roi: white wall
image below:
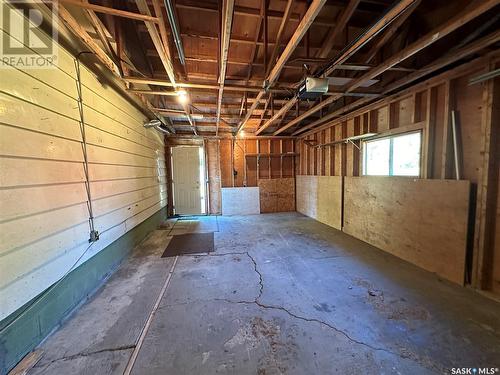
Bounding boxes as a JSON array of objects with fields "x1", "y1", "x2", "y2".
[{"x1": 0, "y1": 6, "x2": 167, "y2": 321}]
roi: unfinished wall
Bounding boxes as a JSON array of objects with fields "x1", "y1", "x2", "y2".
[
  {"x1": 204, "y1": 138, "x2": 296, "y2": 214},
  {"x1": 295, "y1": 53, "x2": 500, "y2": 292},
  {"x1": 0, "y1": 7, "x2": 167, "y2": 325}
]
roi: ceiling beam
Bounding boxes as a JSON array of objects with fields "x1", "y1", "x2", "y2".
[
  {"x1": 135, "y1": 0, "x2": 197, "y2": 135},
  {"x1": 124, "y1": 77, "x2": 294, "y2": 92},
  {"x1": 237, "y1": 0, "x2": 327, "y2": 133},
  {"x1": 216, "y1": 0, "x2": 235, "y2": 135},
  {"x1": 58, "y1": 0, "x2": 160, "y2": 23},
  {"x1": 260, "y1": 0, "x2": 417, "y2": 136},
  {"x1": 282, "y1": 0, "x2": 500, "y2": 136},
  {"x1": 363, "y1": 0, "x2": 420, "y2": 63},
  {"x1": 58, "y1": 5, "x2": 120, "y2": 75},
  {"x1": 319, "y1": 0, "x2": 418, "y2": 78},
  {"x1": 271, "y1": 0, "x2": 426, "y2": 135},
  {"x1": 316, "y1": 0, "x2": 360, "y2": 60}
]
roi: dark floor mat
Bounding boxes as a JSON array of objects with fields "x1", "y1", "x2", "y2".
[{"x1": 161, "y1": 232, "x2": 214, "y2": 257}]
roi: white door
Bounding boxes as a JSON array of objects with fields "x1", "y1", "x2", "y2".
[{"x1": 172, "y1": 146, "x2": 203, "y2": 215}]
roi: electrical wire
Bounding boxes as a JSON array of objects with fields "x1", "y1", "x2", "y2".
[
  {"x1": 0, "y1": 52, "x2": 99, "y2": 334},
  {"x1": 75, "y1": 52, "x2": 98, "y2": 240}
]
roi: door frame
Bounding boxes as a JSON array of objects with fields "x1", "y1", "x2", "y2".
[{"x1": 170, "y1": 145, "x2": 208, "y2": 216}]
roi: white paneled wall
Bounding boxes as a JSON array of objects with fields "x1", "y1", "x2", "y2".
[{"x1": 0, "y1": 6, "x2": 167, "y2": 320}]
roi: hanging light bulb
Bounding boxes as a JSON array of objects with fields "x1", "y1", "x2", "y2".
[{"x1": 176, "y1": 89, "x2": 188, "y2": 104}]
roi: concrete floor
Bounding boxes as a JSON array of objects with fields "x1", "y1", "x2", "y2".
[{"x1": 29, "y1": 213, "x2": 500, "y2": 374}]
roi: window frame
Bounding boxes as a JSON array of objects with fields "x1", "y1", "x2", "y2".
[{"x1": 362, "y1": 130, "x2": 422, "y2": 178}]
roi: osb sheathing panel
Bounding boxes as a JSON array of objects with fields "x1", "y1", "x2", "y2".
[
  {"x1": 296, "y1": 175, "x2": 342, "y2": 230},
  {"x1": 343, "y1": 177, "x2": 470, "y2": 285},
  {"x1": 258, "y1": 178, "x2": 295, "y2": 213}
]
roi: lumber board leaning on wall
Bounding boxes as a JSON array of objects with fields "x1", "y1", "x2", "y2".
[
  {"x1": 296, "y1": 175, "x2": 343, "y2": 230},
  {"x1": 343, "y1": 177, "x2": 470, "y2": 285}
]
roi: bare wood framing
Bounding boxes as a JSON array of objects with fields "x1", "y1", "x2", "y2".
[
  {"x1": 216, "y1": 0, "x2": 235, "y2": 135},
  {"x1": 274, "y1": 0, "x2": 498, "y2": 136},
  {"x1": 237, "y1": 0, "x2": 327, "y2": 133}
]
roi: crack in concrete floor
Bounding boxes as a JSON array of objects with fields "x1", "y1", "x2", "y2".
[{"x1": 169, "y1": 251, "x2": 445, "y2": 373}]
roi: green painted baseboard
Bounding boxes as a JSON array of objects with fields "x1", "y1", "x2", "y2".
[{"x1": 0, "y1": 207, "x2": 167, "y2": 375}]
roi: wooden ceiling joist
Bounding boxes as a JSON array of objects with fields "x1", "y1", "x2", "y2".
[
  {"x1": 135, "y1": 0, "x2": 197, "y2": 134},
  {"x1": 58, "y1": 0, "x2": 160, "y2": 23},
  {"x1": 273, "y1": 0, "x2": 498, "y2": 136},
  {"x1": 216, "y1": 0, "x2": 236, "y2": 136},
  {"x1": 258, "y1": 0, "x2": 417, "y2": 136},
  {"x1": 316, "y1": 0, "x2": 360, "y2": 60},
  {"x1": 363, "y1": 0, "x2": 421, "y2": 63},
  {"x1": 237, "y1": 0, "x2": 327, "y2": 134}
]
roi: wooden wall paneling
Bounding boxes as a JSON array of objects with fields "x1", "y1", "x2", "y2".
[
  {"x1": 377, "y1": 106, "x2": 389, "y2": 131},
  {"x1": 319, "y1": 130, "x2": 326, "y2": 176},
  {"x1": 423, "y1": 87, "x2": 437, "y2": 179},
  {"x1": 282, "y1": 139, "x2": 294, "y2": 178},
  {"x1": 206, "y1": 139, "x2": 222, "y2": 214},
  {"x1": 329, "y1": 126, "x2": 335, "y2": 176},
  {"x1": 165, "y1": 146, "x2": 174, "y2": 216},
  {"x1": 432, "y1": 83, "x2": 446, "y2": 178},
  {"x1": 353, "y1": 117, "x2": 361, "y2": 176},
  {"x1": 343, "y1": 177, "x2": 471, "y2": 284},
  {"x1": 324, "y1": 128, "x2": 331, "y2": 176},
  {"x1": 440, "y1": 80, "x2": 453, "y2": 179},
  {"x1": 398, "y1": 95, "x2": 414, "y2": 126},
  {"x1": 473, "y1": 69, "x2": 499, "y2": 292},
  {"x1": 233, "y1": 138, "x2": 245, "y2": 187},
  {"x1": 245, "y1": 139, "x2": 257, "y2": 186},
  {"x1": 454, "y1": 72, "x2": 484, "y2": 183},
  {"x1": 334, "y1": 125, "x2": 342, "y2": 176},
  {"x1": 341, "y1": 122, "x2": 347, "y2": 176},
  {"x1": 389, "y1": 101, "x2": 399, "y2": 129},
  {"x1": 219, "y1": 139, "x2": 233, "y2": 187},
  {"x1": 270, "y1": 139, "x2": 281, "y2": 178}
]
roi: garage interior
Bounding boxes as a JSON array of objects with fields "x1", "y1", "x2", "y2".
[{"x1": 1, "y1": 0, "x2": 500, "y2": 374}]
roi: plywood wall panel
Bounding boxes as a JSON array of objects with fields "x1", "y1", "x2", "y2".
[
  {"x1": 296, "y1": 175, "x2": 342, "y2": 230},
  {"x1": 258, "y1": 178, "x2": 295, "y2": 213},
  {"x1": 343, "y1": 177, "x2": 470, "y2": 284}
]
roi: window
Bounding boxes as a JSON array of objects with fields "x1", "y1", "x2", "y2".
[{"x1": 363, "y1": 132, "x2": 421, "y2": 176}]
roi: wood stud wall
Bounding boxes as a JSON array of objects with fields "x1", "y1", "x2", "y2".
[{"x1": 295, "y1": 53, "x2": 500, "y2": 295}]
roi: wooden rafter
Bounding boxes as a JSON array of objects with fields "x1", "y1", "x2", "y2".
[
  {"x1": 216, "y1": 0, "x2": 235, "y2": 136},
  {"x1": 316, "y1": 0, "x2": 360, "y2": 60},
  {"x1": 134, "y1": 0, "x2": 197, "y2": 134},
  {"x1": 294, "y1": 30, "x2": 500, "y2": 137},
  {"x1": 58, "y1": 4, "x2": 121, "y2": 76},
  {"x1": 259, "y1": 0, "x2": 417, "y2": 136},
  {"x1": 237, "y1": 0, "x2": 327, "y2": 134},
  {"x1": 58, "y1": 0, "x2": 160, "y2": 23},
  {"x1": 273, "y1": 0, "x2": 496, "y2": 136},
  {"x1": 363, "y1": 0, "x2": 420, "y2": 63}
]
